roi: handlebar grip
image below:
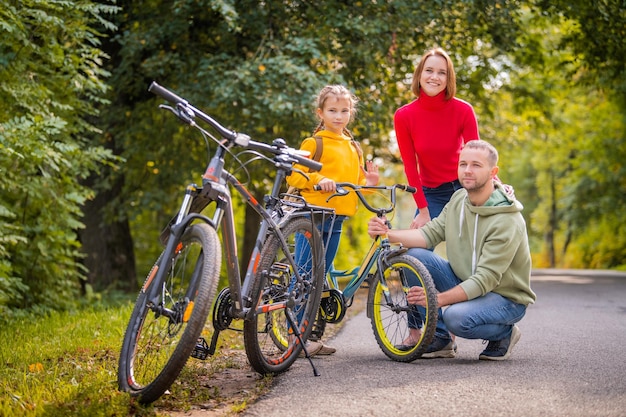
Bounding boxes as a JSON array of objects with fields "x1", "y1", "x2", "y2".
[
  {"x1": 402, "y1": 185, "x2": 417, "y2": 194},
  {"x1": 149, "y1": 81, "x2": 186, "y2": 104},
  {"x1": 300, "y1": 158, "x2": 322, "y2": 172}
]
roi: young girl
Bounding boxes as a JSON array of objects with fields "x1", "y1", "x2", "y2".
[{"x1": 287, "y1": 85, "x2": 379, "y2": 356}]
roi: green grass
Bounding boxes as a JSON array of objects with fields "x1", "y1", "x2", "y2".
[
  {"x1": 0, "y1": 300, "x2": 267, "y2": 417},
  {"x1": 0, "y1": 303, "x2": 139, "y2": 416}
]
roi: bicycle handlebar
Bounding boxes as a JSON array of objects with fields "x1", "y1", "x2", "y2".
[
  {"x1": 148, "y1": 81, "x2": 322, "y2": 172},
  {"x1": 313, "y1": 183, "x2": 416, "y2": 215}
]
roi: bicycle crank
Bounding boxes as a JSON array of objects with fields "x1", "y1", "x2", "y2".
[
  {"x1": 319, "y1": 288, "x2": 346, "y2": 323},
  {"x1": 212, "y1": 287, "x2": 234, "y2": 331},
  {"x1": 197, "y1": 287, "x2": 235, "y2": 359}
]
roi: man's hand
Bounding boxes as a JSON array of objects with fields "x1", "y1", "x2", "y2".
[
  {"x1": 367, "y1": 216, "x2": 388, "y2": 239},
  {"x1": 407, "y1": 286, "x2": 434, "y2": 307}
]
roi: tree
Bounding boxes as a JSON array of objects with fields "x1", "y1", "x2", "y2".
[
  {"x1": 489, "y1": 5, "x2": 626, "y2": 268},
  {"x1": 87, "y1": 0, "x2": 533, "y2": 290},
  {"x1": 0, "y1": 0, "x2": 118, "y2": 317}
]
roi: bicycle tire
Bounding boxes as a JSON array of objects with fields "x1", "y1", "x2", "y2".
[
  {"x1": 243, "y1": 216, "x2": 325, "y2": 374},
  {"x1": 118, "y1": 222, "x2": 221, "y2": 404},
  {"x1": 367, "y1": 253, "x2": 437, "y2": 362}
]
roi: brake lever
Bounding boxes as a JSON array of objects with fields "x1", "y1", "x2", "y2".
[
  {"x1": 158, "y1": 104, "x2": 197, "y2": 127},
  {"x1": 291, "y1": 167, "x2": 311, "y2": 181},
  {"x1": 315, "y1": 185, "x2": 349, "y2": 202}
]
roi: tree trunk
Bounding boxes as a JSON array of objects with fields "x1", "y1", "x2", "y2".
[
  {"x1": 241, "y1": 202, "x2": 261, "y2": 273},
  {"x1": 79, "y1": 173, "x2": 136, "y2": 292},
  {"x1": 546, "y1": 171, "x2": 557, "y2": 267}
]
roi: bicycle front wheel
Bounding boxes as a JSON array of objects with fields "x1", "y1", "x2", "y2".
[
  {"x1": 243, "y1": 216, "x2": 325, "y2": 374},
  {"x1": 367, "y1": 253, "x2": 437, "y2": 362},
  {"x1": 118, "y1": 222, "x2": 221, "y2": 404}
]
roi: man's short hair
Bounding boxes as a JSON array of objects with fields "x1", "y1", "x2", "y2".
[{"x1": 464, "y1": 140, "x2": 498, "y2": 167}]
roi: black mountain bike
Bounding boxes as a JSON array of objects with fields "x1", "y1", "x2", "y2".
[{"x1": 118, "y1": 82, "x2": 329, "y2": 404}]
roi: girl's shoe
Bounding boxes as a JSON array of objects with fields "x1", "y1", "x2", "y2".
[
  {"x1": 298, "y1": 340, "x2": 324, "y2": 358},
  {"x1": 316, "y1": 343, "x2": 336, "y2": 355}
]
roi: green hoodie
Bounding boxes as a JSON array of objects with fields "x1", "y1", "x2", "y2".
[{"x1": 420, "y1": 182, "x2": 536, "y2": 305}]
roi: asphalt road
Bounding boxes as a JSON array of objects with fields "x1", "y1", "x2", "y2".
[{"x1": 244, "y1": 269, "x2": 626, "y2": 417}]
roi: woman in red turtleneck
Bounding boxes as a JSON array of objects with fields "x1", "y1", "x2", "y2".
[{"x1": 395, "y1": 47, "x2": 479, "y2": 229}]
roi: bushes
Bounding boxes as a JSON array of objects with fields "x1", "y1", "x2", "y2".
[{"x1": 0, "y1": 0, "x2": 119, "y2": 319}]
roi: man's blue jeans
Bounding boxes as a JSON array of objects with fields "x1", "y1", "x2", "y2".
[{"x1": 406, "y1": 248, "x2": 527, "y2": 341}]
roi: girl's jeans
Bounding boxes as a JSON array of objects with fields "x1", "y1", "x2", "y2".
[
  {"x1": 406, "y1": 248, "x2": 527, "y2": 341},
  {"x1": 294, "y1": 215, "x2": 346, "y2": 275},
  {"x1": 292, "y1": 215, "x2": 346, "y2": 324}
]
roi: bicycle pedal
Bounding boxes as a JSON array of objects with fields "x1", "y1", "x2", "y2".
[{"x1": 191, "y1": 337, "x2": 211, "y2": 360}]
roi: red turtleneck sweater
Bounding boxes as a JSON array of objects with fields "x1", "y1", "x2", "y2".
[{"x1": 394, "y1": 90, "x2": 479, "y2": 208}]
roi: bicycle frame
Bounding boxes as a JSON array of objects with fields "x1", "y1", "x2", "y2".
[
  {"x1": 119, "y1": 82, "x2": 353, "y2": 402},
  {"x1": 317, "y1": 183, "x2": 415, "y2": 313},
  {"x1": 151, "y1": 147, "x2": 322, "y2": 323},
  {"x1": 326, "y1": 238, "x2": 382, "y2": 301},
  {"x1": 141, "y1": 81, "x2": 335, "y2": 333}
]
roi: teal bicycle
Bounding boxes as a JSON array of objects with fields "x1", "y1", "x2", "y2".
[{"x1": 287, "y1": 183, "x2": 439, "y2": 362}]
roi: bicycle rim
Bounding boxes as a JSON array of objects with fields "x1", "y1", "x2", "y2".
[
  {"x1": 367, "y1": 254, "x2": 437, "y2": 362},
  {"x1": 243, "y1": 216, "x2": 324, "y2": 374},
  {"x1": 118, "y1": 223, "x2": 221, "y2": 404}
]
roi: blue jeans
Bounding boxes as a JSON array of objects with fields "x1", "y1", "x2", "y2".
[
  {"x1": 406, "y1": 248, "x2": 527, "y2": 341},
  {"x1": 292, "y1": 215, "x2": 346, "y2": 324},
  {"x1": 295, "y1": 215, "x2": 346, "y2": 275},
  {"x1": 416, "y1": 179, "x2": 462, "y2": 220}
]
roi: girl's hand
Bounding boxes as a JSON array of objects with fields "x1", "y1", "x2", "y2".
[
  {"x1": 364, "y1": 160, "x2": 379, "y2": 186},
  {"x1": 317, "y1": 177, "x2": 336, "y2": 193}
]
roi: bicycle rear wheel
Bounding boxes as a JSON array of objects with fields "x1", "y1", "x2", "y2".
[
  {"x1": 367, "y1": 253, "x2": 437, "y2": 362},
  {"x1": 243, "y1": 216, "x2": 324, "y2": 374},
  {"x1": 118, "y1": 222, "x2": 221, "y2": 404}
]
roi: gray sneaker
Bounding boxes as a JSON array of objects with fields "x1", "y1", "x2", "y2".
[
  {"x1": 421, "y1": 336, "x2": 456, "y2": 359},
  {"x1": 479, "y1": 325, "x2": 521, "y2": 361}
]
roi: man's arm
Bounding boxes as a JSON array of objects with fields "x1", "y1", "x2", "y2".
[
  {"x1": 407, "y1": 283, "x2": 469, "y2": 308},
  {"x1": 367, "y1": 217, "x2": 428, "y2": 247}
]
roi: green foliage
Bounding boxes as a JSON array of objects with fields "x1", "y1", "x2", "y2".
[
  {"x1": 534, "y1": 0, "x2": 626, "y2": 105},
  {"x1": 97, "y1": 0, "x2": 537, "y2": 288},
  {"x1": 488, "y1": 6, "x2": 626, "y2": 268},
  {"x1": 565, "y1": 216, "x2": 626, "y2": 270},
  {"x1": 3, "y1": 0, "x2": 626, "y2": 315},
  {"x1": 0, "y1": 0, "x2": 119, "y2": 317}
]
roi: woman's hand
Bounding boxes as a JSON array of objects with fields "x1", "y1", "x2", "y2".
[{"x1": 410, "y1": 209, "x2": 430, "y2": 229}]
